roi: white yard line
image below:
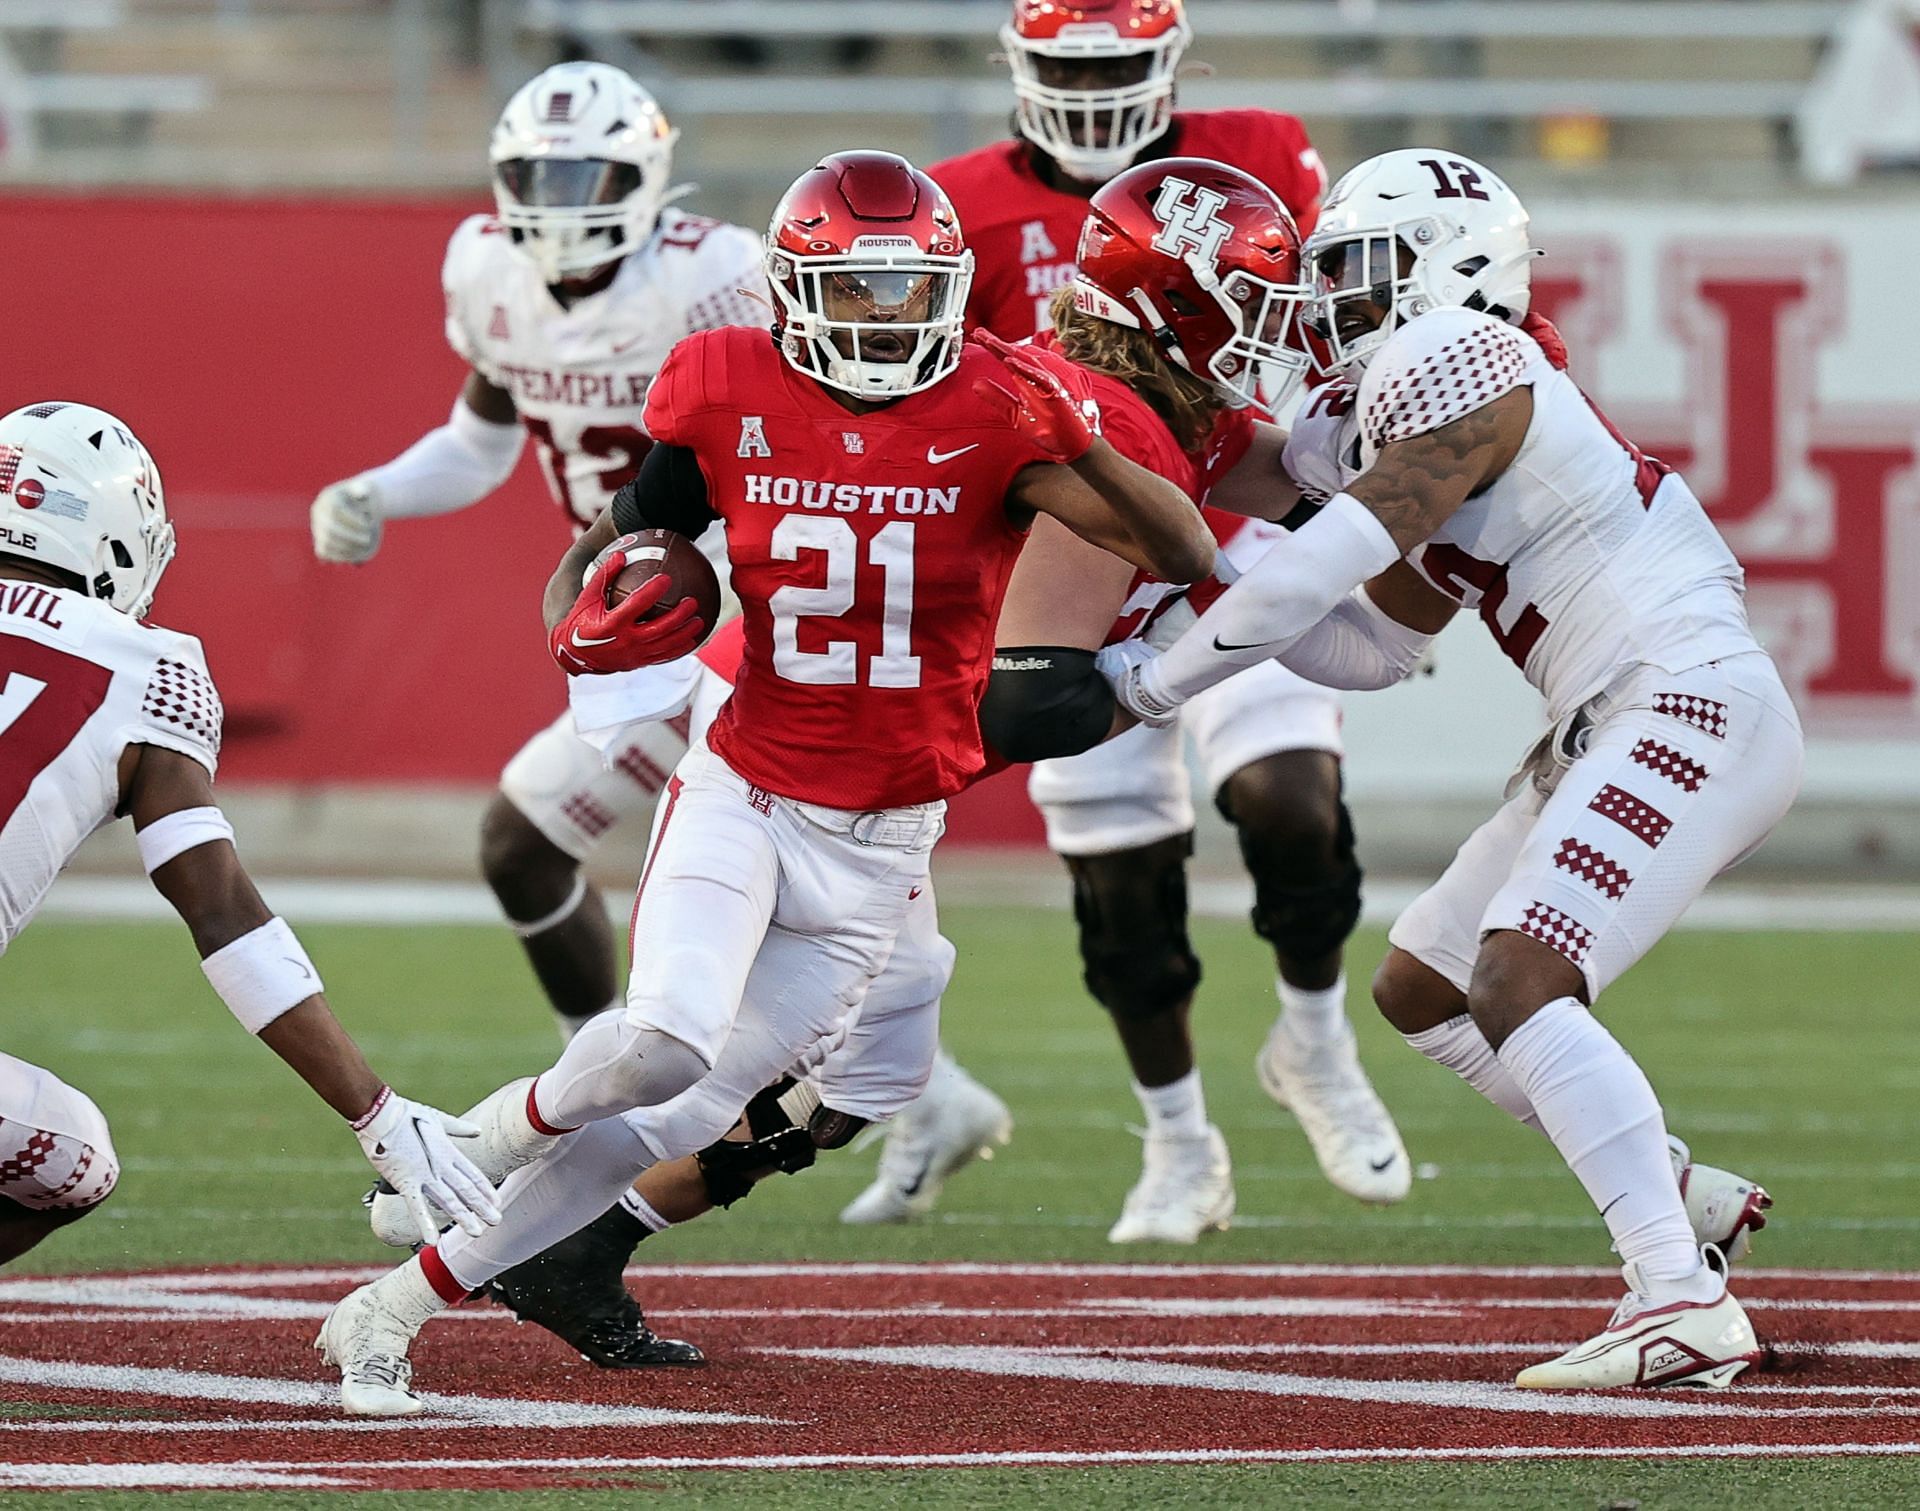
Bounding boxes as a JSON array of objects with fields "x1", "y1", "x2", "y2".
[
  {"x1": 41, "y1": 875, "x2": 1920, "y2": 933},
  {"x1": 22, "y1": 1443, "x2": 1920, "y2": 1480},
  {"x1": 0, "y1": 1355, "x2": 777, "y2": 1430}
]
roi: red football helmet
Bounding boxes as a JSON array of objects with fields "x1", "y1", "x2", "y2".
[
  {"x1": 1001, "y1": 0, "x2": 1191, "y2": 184},
  {"x1": 1070, "y1": 157, "x2": 1312, "y2": 417},
  {"x1": 765, "y1": 151, "x2": 973, "y2": 401}
]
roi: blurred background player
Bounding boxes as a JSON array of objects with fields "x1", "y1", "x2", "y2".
[
  {"x1": 1102, "y1": 149, "x2": 1791, "y2": 1387},
  {"x1": 309, "y1": 60, "x2": 766, "y2": 1042},
  {"x1": 846, "y1": 0, "x2": 1408, "y2": 1237},
  {"x1": 0, "y1": 401, "x2": 498, "y2": 1265},
  {"x1": 317, "y1": 150, "x2": 1219, "y2": 1417}
]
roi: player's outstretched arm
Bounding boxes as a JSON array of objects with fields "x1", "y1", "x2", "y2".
[
  {"x1": 1103, "y1": 390, "x2": 1528, "y2": 724},
  {"x1": 1197, "y1": 422, "x2": 1305, "y2": 522},
  {"x1": 1024, "y1": 437, "x2": 1217, "y2": 586},
  {"x1": 124, "y1": 744, "x2": 501, "y2": 1243},
  {"x1": 311, "y1": 371, "x2": 523, "y2": 565}
]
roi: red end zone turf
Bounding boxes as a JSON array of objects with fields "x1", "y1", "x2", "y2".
[{"x1": 1, "y1": 1263, "x2": 1917, "y2": 1489}]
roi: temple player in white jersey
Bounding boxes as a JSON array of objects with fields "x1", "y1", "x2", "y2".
[
  {"x1": 0, "y1": 401, "x2": 500, "y2": 1265},
  {"x1": 1100, "y1": 149, "x2": 1798, "y2": 1389},
  {"x1": 309, "y1": 61, "x2": 766, "y2": 1044}
]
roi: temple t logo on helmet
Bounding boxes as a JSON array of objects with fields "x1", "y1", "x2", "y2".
[
  {"x1": 1068, "y1": 157, "x2": 1312, "y2": 418},
  {"x1": 489, "y1": 61, "x2": 686, "y2": 285},
  {"x1": 1001, "y1": 0, "x2": 1192, "y2": 185},
  {"x1": 765, "y1": 151, "x2": 975, "y2": 402},
  {"x1": 1302, "y1": 147, "x2": 1540, "y2": 376}
]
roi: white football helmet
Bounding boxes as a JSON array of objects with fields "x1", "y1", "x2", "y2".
[
  {"x1": 1303, "y1": 148, "x2": 1539, "y2": 374},
  {"x1": 0, "y1": 402, "x2": 173, "y2": 619},
  {"x1": 1001, "y1": 0, "x2": 1192, "y2": 185},
  {"x1": 489, "y1": 62, "x2": 685, "y2": 283}
]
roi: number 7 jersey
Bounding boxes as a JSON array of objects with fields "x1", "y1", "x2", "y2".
[
  {"x1": 0, "y1": 586, "x2": 221, "y2": 953},
  {"x1": 642, "y1": 326, "x2": 1084, "y2": 809},
  {"x1": 1283, "y1": 309, "x2": 1757, "y2": 721}
]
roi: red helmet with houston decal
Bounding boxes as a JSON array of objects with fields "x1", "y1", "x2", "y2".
[
  {"x1": 1070, "y1": 157, "x2": 1312, "y2": 416},
  {"x1": 1002, "y1": 0, "x2": 1192, "y2": 184},
  {"x1": 765, "y1": 150, "x2": 974, "y2": 401}
]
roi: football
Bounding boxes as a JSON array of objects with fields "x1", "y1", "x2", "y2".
[{"x1": 605, "y1": 529, "x2": 722, "y2": 647}]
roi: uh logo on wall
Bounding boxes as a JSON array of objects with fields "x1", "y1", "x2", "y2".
[{"x1": 1530, "y1": 232, "x2": 1920, "y2": 736}]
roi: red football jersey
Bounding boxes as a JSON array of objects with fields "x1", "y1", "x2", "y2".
[
  {"x1": 930, "y1": 110, "x2": 1327, "y2": 341},
  {"x1": 1029, "y1": 333, "x2": 1256, "y2": 645},
  {"x1": 643, "y1": 326, "x2": 1086, "y2": 810}
]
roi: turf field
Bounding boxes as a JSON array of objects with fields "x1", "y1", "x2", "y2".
[{"x1": 4, "y1": 900, "x2": 1918, "y2": 1506}]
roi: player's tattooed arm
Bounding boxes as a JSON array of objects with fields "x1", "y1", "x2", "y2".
[
  {"x1": 1015, "y1": 439, "x2": 1216, "y2": 585},
  {"x1": 546, "y1": 509, "x2": 619, "y2": 634},
  {"x1": 1200, "y1": 421, "x2": 1305, "y2": 522},
  {"x1": 1348, "y1": 386, "x2": 1532, "y2": 553}
]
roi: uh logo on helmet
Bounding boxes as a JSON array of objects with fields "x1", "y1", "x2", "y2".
[
  {"x1": 1069, "y1": 156, "x2": 1313, "y2": 417},
  {"x1": 1303, "y1": 148, "x2": 1542, "y2": 376},
  {"x1": 0, "y1": 402, "x2": 174, "y2": 620},
  {"x1": 489, "y1": 61, "x2": 687, "y2": 284}
]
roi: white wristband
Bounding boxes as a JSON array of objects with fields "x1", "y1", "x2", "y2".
[
  {"x1": 136, "y1": 806, "x2": 235, "y2": 875},
  {"x1": 201, "y1": 917, "x2": 322, "y2": 1034}
]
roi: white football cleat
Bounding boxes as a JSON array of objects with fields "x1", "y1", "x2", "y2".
[
  {"x1": 840, "y1": 1057, "x2": 1011, "y2": 1224},
  {"x1": 1108, "y1": 1125, "x2": 1235, "y2": 1244},
  {"x1": 1669, "y1": 1135, "x2": 1772, "y2": 1262},
  {"x1": 315, "y1": 1277, "x2": 430, "y2": 1418},
  {"x1": 1257, "y1": 1021, "x2": 1410, "y2": 1204},
  {"x1": 1515, "y1": 1247, "x2": 1761, "y2": 1390}
]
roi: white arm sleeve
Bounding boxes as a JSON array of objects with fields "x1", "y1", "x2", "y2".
[
  {"x1": 360, "y1": 399, "x2": 525, "y2": 520},
  {"x1": 1140, "y1": 491, "x2": 1401, "y2": 708},
  {"x1": 1275, "y1": 585, "x2": 1435, "y2": 691}
]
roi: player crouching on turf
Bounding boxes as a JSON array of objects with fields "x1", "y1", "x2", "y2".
[
  {"x1": 0, "y1": 403, "x2": 499, "y2": 1265},
  {"x1": 316, "y1": 150, "x2": 1215, "y2": 1417},
  {"x1": 1098, "y1": 150, "x2": 1793, "y2": 1388}
]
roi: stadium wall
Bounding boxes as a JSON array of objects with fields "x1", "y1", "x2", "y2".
[{"x1": 4, "y1": 193, "x2": 1916, "y2": 868}]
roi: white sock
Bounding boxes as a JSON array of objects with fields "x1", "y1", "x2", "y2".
[
  {"x1": 380, "y1": 1252, "x2": 454, "y2": 1324},
  {"x1": 1495, "y1": 997, "x2": 1708, "y2": 1297},
  {"x1": 437, "y1": 1117, "x2": 654, "y2": 1292},
  {"x1": 1406, "y1": 1014, "x2": 1545, "y2": 1134},
  {"x1": 619, "y1": 1187, "x2": 671, "y2": 1232},
  {"x1": 1134, "y1": 1070, "x2": 1209, "y2": 1141},
  {"x1": 1275, "y1": 974, "x2": 1350, "y2": 1044}
]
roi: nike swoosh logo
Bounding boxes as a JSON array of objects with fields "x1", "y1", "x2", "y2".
[
  {"x1": 283, "y1": 957, "x2": 314, "y2": 980},
  {"x1": 1600, "y1": 1191, "x2": 1629, "y2": 1219},
  {"x1": 1369, "y1": 1154, "x2": 1399, "y2": 1173},
  {"x1": 900, "y1": 1156, "x2": 934, "y2": 1198},
  {"x1": 927, "y1": 443, "x2": 980, "y2": 464},
  {"x1": 908, "y1": 887, "x2": 923, "y2": 900},
  {"x1": 570, "y1": 629, "x2": 617, "y2": 649},
  {"x1": 1212, "y1": 636, "x2": 1275, "y2": 654}
]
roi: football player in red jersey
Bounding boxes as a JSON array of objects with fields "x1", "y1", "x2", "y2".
[
  {"x1": 316, "y1": 151, "x2": 1215, "y2": 1418},
  {"x1": 846, "y1": 0, "x2": 1405, "y2": 1234}
]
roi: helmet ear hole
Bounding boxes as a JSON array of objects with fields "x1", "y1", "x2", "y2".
[{"x1": 110, "y1": 540, "x2": 135, "y2": 570}]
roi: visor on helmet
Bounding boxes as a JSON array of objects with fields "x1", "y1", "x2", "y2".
[{"x1": 495, "y1": 157, "x2": 642, "y2": 209}]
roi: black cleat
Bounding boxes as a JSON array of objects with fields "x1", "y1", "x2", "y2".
[{"x1": 486, "y1": 1206, "x2": 705, "y2": 1369}]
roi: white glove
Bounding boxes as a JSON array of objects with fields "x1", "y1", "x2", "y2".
[
  {"x1": 311, "y1": 478, "x2": 385, "y2": 564},
  {"x1": 350, "y1": 1087, "x2": 501, "y2": 1244},
  {"x1": 1096, "y1": 639, "x2": 1182, "y2": 729}
]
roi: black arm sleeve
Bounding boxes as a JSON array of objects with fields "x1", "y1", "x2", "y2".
[
  {"x1": 610, "y1": 441, "x2": 720, "y2": 538},
  {"x1": 978, "y1": 646, "x2": 1116, "y2": 764}
]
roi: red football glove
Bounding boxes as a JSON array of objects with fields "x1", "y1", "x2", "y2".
[
  {"x1": 549, "y1": 547, "x2": 705, "y2": 676},
  {"x1": 969, "y1": 328, "x2": 1096, "y2": 464},
  {"x1": 1520, "y1": 310, "x2": 1570, "y2": 373}
]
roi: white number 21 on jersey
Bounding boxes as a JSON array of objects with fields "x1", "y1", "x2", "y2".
[{"x1": 768, "y1": 517, "x2": 920, "y2": 689}]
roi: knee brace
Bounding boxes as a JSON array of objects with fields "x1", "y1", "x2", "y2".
[
  {"x1": 1064, "y1": 834, "x2": 1202, "y2": 1022},
  {"x1": 692, "y1": 1079, "x2": 869, "y2": 1208},
  {"x1": 1229, "y1": 793, "x2": 1364, "y2": 962}
]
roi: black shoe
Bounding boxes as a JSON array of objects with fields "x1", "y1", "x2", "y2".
[{"x1": 485, "y1": 1207, "x2": 706, "y2": 1369}]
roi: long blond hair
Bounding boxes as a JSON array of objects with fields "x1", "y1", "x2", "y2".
[{"x1": 1047, "y1": 285, "x2": 1223, "y2": 453}]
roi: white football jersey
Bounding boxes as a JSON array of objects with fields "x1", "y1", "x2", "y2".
[
  {"x1": 442, "y1": 206, "x2": 768, "y2": 533},
  {"x1": 0, "y1": 585, "x2": 221, "y2": 953},
  {"x1": 1284, "y1": 309, "x2": 1757, "y2": 719}
]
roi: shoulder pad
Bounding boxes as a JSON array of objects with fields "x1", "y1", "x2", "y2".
[{"x1": 1359, "y1": 309, "x2": 1542, "y2": 454}]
